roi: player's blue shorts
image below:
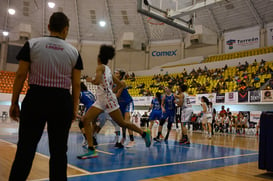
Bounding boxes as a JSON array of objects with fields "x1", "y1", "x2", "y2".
[
  {"x1": 161, "y1": 110, "x2": 175, "y2": 123},
  {"x1": 119, "y1": 101, "x2": 134, "y2": 116},
  {"x1": 149, "y1": 110, "x2": 162, "y2": 121}
]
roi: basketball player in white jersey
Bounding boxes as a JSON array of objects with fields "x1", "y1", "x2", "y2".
[
  {"x1": 77, "y1": 45, "x2": 151, "y2": 159},
  {"x1": 201, "y1": 96, "x2": 213, "y2": 139},
  {"x1": 175, "y1": 84, "x2": 193, "y2": 144}
]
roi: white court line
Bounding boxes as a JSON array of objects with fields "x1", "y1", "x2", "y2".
[
  {"x1": 96, "y1": 149, "x2": 114, "y2": 155},
  {"x1": 88, "y1": 152, "x2": 258, "y2": 175},
  {"x1": 98, "y1": 143, "x2": 115, "y2": 146},
  {"x1": 0, "y1": 139, "x2": 91, "y2": 176},
  {"x1": 31, "y1": 173, "x2": 89, "y2": 181},
  {"x1": 1, "y1": 139, "x2": 258, "y2": 179}
]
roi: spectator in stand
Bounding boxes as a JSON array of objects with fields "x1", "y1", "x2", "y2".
[
  {"x1": 223, "y1": 64, "x2": 228, "y2": 70},
  {"x1": 239, "y1": 81, "x2": 247, "y2": 90},
  {"x1": 253, "y1": 59, "x2": 257, "y2": 66},
  {"x1": 237, "y1": 62, "x2": 241, "y2": 70},
  {"x1": 214, "y1": 113, "x2": 223, "y2": 133},
  {"x1": 125, "y1": 73, "x2": 129, "y2": 80},
  {"x1": 225, "y1": 76, "x2": 232, "y2": 82},
  {"x1": 130, "y1": 72, "x2": 136, "y2": 81},
  {"x1": 143, "y1": 88, "x2": 152, "y2": 96},
  {"x1": 228, "y1": 112, "x2": 234, "y2": 133},
  {"x1": 236, "y1": 112, "x2": 248, "y2": 135},
  {"x1": 226, "y1": 108, "x2": 231, "y2": 115},
  {"x1": 182, "y1": 68, "x2": 187, "y2": 77},
  {"x1": 245, "y1": 61, "x2": 249, "y2": 68},
  {"x1": 219, "y1": 105, "x2": 227, "y2": 117},
  {"x1": 139, "y1": 88, "x2": 145, "y2": 95},
  {"x1": 254, "y1": 75, "x2": 260, "y2": 83},
  {"x1": 269, "y1": 79, "x2": 273, "y2": 89},
  {"x1": 247, "y1": 82, "x2": 256, "y2": 91},
  {"x1": 136, "y1": 82, "x2": 145, "y2": 89},
  {"x1": 256, "y1": 120, "x2": 260, "y2": 136},
  {"x1": 265, "y1": 85, "x2": 272, "y2": 90},
  {"x1": 140, "y1": 112, "x2": 149, "y2": 128},
  {"x1": 260, "y1": 59, "x2": 266, "y2": 67}
]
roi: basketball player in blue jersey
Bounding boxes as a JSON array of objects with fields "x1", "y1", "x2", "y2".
[
  {"x1": 175, "y1": 84, "x2": 193, "y2": 144},
  {"x1": 114, "y1": 69, "x2": 136, "y2": 148},
  {"x1": 77, "y1": 45, "x2": 151, "y2": 159},
  {"x1": 148, "y1": 92, "x2": 162, "y2": 136},
  {"x1": 154, "y1": 86, "x2": 176, "y2": 142},
  {"x1": 78, "y1": 82, "x2": 95, "y2": 146}
]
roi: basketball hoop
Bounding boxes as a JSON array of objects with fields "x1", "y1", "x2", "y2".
[{"x1": 147, "y1": 17, "x2": 166, "y2": 40}]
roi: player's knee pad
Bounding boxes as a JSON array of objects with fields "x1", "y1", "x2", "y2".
[
  {"x1": 159, "y1": 119, "x2": 165, "y2": 126},
  {"x1": 167, "y1": 122, "x2": 172, "y2": 130}
]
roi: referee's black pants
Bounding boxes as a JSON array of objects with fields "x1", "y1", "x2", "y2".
[{"x1": 9, "y1": 86, "x2": 73, "y2": 181}]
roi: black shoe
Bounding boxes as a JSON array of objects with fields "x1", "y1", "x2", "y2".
[
  {"x1": 93, "y1": 137, "x2": 98, "y2": 146},
  {"x1": 153, "y1": 137, "x2": 161, "y2": 142},
  {"x1": 114, "y1": 142, "x2": 124, "y2": 148},
  {"x1": 114, "y1": 142, "x2": 119, "y2": 147}
]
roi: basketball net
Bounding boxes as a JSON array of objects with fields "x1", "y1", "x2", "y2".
[{"x1": 147, "y1": 17, "x2": 166, "y2": 40}]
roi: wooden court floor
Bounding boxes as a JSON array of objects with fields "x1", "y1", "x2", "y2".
[{"x1": 0, "y1": 119, "x2": 272, "y2": 181}]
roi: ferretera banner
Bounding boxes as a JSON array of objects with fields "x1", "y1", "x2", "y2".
[{"x1": 224, "y1": 27, "x2": 260, "y2": 53}]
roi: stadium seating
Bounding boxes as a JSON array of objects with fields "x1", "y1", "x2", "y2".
[
  {"x1": 0, "y1": 71, "x2": 28, "y2": 94},
  {"x1": 125, "y1": 61, "x2": 273, "y2": 96},
  {"x1": 204, "y1": 46, "x2": 273, "y2": 63}
]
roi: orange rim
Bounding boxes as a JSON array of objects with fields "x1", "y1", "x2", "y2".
[{"x1": 147, "y1": 17, "x2": 164, "y2": 25}]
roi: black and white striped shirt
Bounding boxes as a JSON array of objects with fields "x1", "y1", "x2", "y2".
[{"x1": 16, "y1": 36, "x2": 83, "y2": 89}]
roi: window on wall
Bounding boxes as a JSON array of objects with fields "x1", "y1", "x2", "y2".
[{"x1": 7, "y1": 44, "x2": 22, "y2": 64}]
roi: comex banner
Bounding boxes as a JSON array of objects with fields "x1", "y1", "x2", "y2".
[
  {"x1": 151, "y1": 50, "x2": 178, "y2": 57},
  {"x1": 224, "y1": 27, "x2": 260, "y2": 53}
]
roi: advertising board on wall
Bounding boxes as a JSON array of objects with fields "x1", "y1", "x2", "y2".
[
  {"x1": 261, "y1": 90, "x2": 273, "y2": 102},
  {"x1": 225, "y1": 92, "x2": 238, "y2": 104},
  {"x1": 224, "y1": 27, "x2": 260, "y2": 53}
]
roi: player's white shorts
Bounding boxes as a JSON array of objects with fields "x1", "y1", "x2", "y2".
[
  {"x1": 202, "y1": 113, "x2": 213, "y2": 124},
  {"x1": 93, "y1": 93, "x2": 120, "y2": 113},
  {"x1": 181, "y1": 107, "x2": 193, "y2": 123}
]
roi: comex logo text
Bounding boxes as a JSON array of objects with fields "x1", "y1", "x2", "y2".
[{"x1": 152, "y1": 50, "x2": 177, "y2": 56}]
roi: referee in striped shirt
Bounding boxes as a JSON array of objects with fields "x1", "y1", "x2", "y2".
[{"x1": 9, "y1": 12, "x2": 83, "y2": 181}]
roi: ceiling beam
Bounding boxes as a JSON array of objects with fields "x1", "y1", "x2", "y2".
[
  {"x1": 42, "y1": 0, "x2": 46, "y2": 36},
  {"x1": 74, "y1": 0, "x2": 82, "y2": 42},
  {"x1": 245, "y1": 0, "x2": 264, "y2": 27},
  {"x1": 3, "y1": 0, "x2": 10, "y2": 32},
  {"x1": 207, "y1": 8, "x2": 221, "y2": 34},
  {"x1": 105, "y1": 0, "x2": 115, "y2": 44}
]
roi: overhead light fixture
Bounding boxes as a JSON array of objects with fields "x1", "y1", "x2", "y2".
[
  {"x1": 8, "y1": 8, "x2": 16, "y2": 15},
  {"x1": 3, "y1": 31, "x2": 9, "y2": 36},
  {"x1": 48, "y1": 2, "x2": 55, "y2": 8},
  {"x1": 99, "y1": 20, "x2": 106, "y2": 27}
]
